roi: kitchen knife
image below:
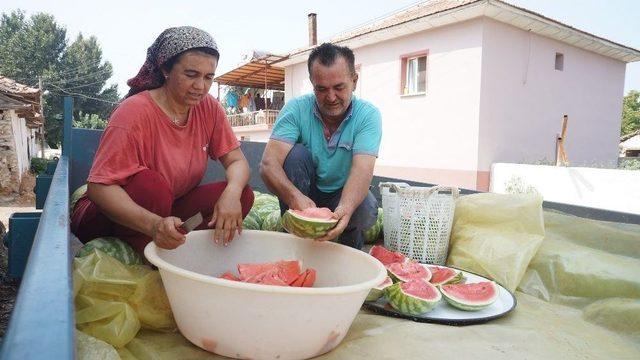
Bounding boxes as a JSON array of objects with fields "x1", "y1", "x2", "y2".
[{"x1": 177, "y1": 212, "x2": 203, "y2": 234}]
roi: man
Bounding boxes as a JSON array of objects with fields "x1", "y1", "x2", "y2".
[{"x1": 260, "y1": 43, "x2": 382, "y2": 249}]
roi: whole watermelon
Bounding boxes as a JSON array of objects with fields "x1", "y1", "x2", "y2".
[
  {"x1": 248, "y1": 191, "x2": 281, "y2": 227},
  {"x1": 364, "y1": 207, "x2": 384, "y2": 244},
  {"x1": 75, "y1": 237, "x2": 143, "y2": 265},
  {"x1": 243, "y1": 214, "x2": 261, "y2": 230},
  {"x1": 261, "y1": 210, "x2": 283, "y2": 232},
  {"x1": 70, "y1": 184, "x2": 88, "y2": 212}
]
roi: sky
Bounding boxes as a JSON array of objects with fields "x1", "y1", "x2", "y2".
[{"x1": 4, "y1": 0, "x2": 639, "y2": 97}]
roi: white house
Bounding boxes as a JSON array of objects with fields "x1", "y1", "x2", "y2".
[
  {"x1": 225, "y1": 0, "x2": 640, "y2": 191},
  {"x1": 0, "y1": 76, "x2": 44, "y2": 192}
]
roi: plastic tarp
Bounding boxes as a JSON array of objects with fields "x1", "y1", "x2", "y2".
[{"x1": 76, "y1": 193, "x2": 640, "y2": 359}]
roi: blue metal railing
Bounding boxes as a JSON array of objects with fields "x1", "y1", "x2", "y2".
[{"x1": 0, "y1": 156, "x2": 75, "y2": 359}]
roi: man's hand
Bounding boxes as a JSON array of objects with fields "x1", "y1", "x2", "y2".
[
  {"x1": 315, "y1": 205, "x2": 351, "y2": 242},
  {"x1": 290, "y1": 193, "x2": 316, "y2": 211},
  {"x1": 152, "y1": 216, "x2": 186, "y2": 249},
  {"x1": 208, "y1": 189, "x2": 243, "y2": 246}
]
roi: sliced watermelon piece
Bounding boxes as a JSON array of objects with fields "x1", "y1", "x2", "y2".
[
  {"x1": 301, "y1": 268, "x2": 316, "y2": 287},
  {"x1": 428, "y1": 266, "x2": 464, "y2": 286},
  {"x1": 365, "y1": 276, "x2": 393, "y2": 302},
  {"x1": 368, "y1": 245, "x2": 406, "y2": 267},
  {"x1": 385, "y1": 279, "x2": 441, "y2": 315},
  {"x1": 387, "y1": 261, "x2": 432, "y2": 283},
  {"x1": 219, "y1": 271, "x2": 240, "y2": 281},
  {"x1": 237, "y1": 260, "x2": 301, "y2": 284},
  {"x1": 244, "y1": 269, "x2": 289, "y2": 286},
  {"x1": 440, "y1": 281, "x2": 499, "y2": 311},
  {"x1": 281, "y1": 207, "x2": 338, "y2": 239}
]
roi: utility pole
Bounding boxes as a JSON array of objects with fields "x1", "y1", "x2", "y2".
[{"x1": 38, "y1": 76, "x2": 46, "y2": 158}]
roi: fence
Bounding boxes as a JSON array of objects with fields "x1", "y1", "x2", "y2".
[{"x1": 227, "y1": 110, "x2": 279, "y2": 127}]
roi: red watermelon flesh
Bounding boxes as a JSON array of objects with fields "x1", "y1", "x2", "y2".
[
  {"x1": 291, "y1": 207, "x2": 335, "y2": 220},
  {"x1": 388, "y1": 261, "x2": 432, "y2": 282},
  {"x1": 369, "y1": 245, "x2": 406, "y2": 267},
  {"x1": 441, "y1": 281, "x2": 498, "y2": 304},
  {"x1": 244, "y1": 269, "x2": 289, "y2": 286},
  {"x1": 401, "y1": 279, "x2": 440, "y2": 300},
  {"x1": 238, "y1": 260, "x2": 301, "y2": 284}
]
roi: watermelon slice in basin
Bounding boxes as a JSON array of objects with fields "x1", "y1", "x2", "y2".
[
  {"x1": 281, "y1": 207, "x2": 338, "y2": 239},
  {"x1": 440, "y1": 281, "x2": 499, "y2": 311},
  {"x1": 385, "y1": 279, "x2": 441, "y2": 315}
]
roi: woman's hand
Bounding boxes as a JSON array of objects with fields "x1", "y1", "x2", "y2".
[
  {"x1": 208, "y1": 189, "x2": 243, "y2": 246},
  {"x1": 152, "y1": 216, "x2": 186, "y2": 249}
]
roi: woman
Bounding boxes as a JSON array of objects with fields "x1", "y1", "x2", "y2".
[{"x1": 71, "y1": 26, "x2": 254, "y2": 254}]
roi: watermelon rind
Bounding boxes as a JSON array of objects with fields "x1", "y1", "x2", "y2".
[
  {"x1": 281, "y1": 209, "x2": 338, "y2": 239},
  {"x1": 387, "y1": 262, "x2": 432, "y2": 283},
  {"x1": 365, "y1": 276, "x2": 393, "y2": 302},
  {"x1": 439, "y1": 281, "x2": 499, "y2": 311},
  {"x1": 75, "y1": 237, "x2": 143, "y2": 266},
  {"x1": 243, "y1": 214, "x2": 261, "y2": 230},
  {"x1": 428, "y1": 266, "x2": 464, "y2": 286},
  {"x1": 385, "y1": 280, "x2": 441, "y2": 315}
]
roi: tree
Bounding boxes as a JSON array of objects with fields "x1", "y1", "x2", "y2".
[
  {"x1": 0, "y1": 10, "x2": 119, "y2": 147},
  {"x1": 621, "y1": 90, "x2": 640, "y2": 137},
  {"x1": 0, "y1": 11, "x2": 66, "y2": 84},
  {"x1": 73, "y1": 113, "x2": 108, "y2": 130}
]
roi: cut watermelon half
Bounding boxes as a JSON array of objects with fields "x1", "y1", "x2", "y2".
[
  {"x1": 387, "y1": 261, "x2": 432, "y2": 283},
  {"x1": 428, "y1": 266, "x2": 464, "y2": 286},
  {"x1": 281, "y1": 207, "x2": 338, "y2": 238},
  {"x1": 385, "y1": 279, "x2": 441, "y2": 315},
  {"x1": 365, "y1": 276, "x2": 393, "y2": 302},
  {"x1": 440, "y1": 281, "x2": 499, "y2": 311},
  {"x1": 368, "y1": 245, "x2": 406, "y2": 267}
]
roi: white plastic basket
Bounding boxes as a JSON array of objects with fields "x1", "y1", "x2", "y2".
[{"x1": 379, "y1": 182, "x2": 459, "y2": 265}]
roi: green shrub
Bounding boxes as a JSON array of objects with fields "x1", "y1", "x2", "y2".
[
  {"x1": 30, "y1": 157, "x2": 48, "y2": 174},
  {"x1": 618, "y1": 158, "x2": 640, "y2": 170}
]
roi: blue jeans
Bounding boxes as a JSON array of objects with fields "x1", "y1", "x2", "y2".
[{"x1": 280, "y1": 144, "x2": 378, "y2": 250}]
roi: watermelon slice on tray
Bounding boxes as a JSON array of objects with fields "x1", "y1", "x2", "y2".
[{"x1": 362, "y1": 247, "x2": 516, "y2": 325}]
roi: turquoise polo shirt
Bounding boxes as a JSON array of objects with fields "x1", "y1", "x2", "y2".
[{"x1": 270, "y1": 93, "x2": 382, "y2": 193}]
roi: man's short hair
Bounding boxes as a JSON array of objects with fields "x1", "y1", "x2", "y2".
[{"x1": 307, "y1": 43, "x2": 356, "y2": 77}]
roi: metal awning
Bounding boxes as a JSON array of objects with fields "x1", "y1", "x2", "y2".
[{"x1": 214, "y1": 53, "x2": 288, "y2": 91}]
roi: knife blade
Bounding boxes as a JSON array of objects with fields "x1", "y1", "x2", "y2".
[{"x1": 177, "y1": 212, "x2": 204, "y2": 234}]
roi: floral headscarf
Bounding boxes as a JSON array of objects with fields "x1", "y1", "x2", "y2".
[{"x1": 126, "y1": 26, "x2": 218, "y2": 97}]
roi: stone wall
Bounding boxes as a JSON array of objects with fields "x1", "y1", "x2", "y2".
[{"x1": 0, "y1": 110, "x2": 20, "y2": 193}]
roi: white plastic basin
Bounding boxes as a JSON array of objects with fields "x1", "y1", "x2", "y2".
[{"x1": 144, "y1": 230, "x2": 387, "y2": 360}]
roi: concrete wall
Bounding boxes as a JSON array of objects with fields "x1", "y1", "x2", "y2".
[
  {"x1": 232, "y1": 124, "x2": 272, "y2": 143},
  {"x1": 491, "y1": 162, "x2": 640, "y2": 215},
  {"x1": 284, "y1": 19, "x2": 485, "y2": 190},
  {"x1": 478, "y1": 19, "x2": 626, "y2": 173}
]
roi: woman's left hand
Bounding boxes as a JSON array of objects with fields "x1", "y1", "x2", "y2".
[{"x1": 208, "y1": 189, "x2": 243, "y2": 246}]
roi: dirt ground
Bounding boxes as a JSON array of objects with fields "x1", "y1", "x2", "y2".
[{"x1": 0, "y1": 172, "x2": 37, "y2": 339}]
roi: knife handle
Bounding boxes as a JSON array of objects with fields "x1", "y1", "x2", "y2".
[{"x1": 177, "y1": 226, "x2": 187, "y2": 235}]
